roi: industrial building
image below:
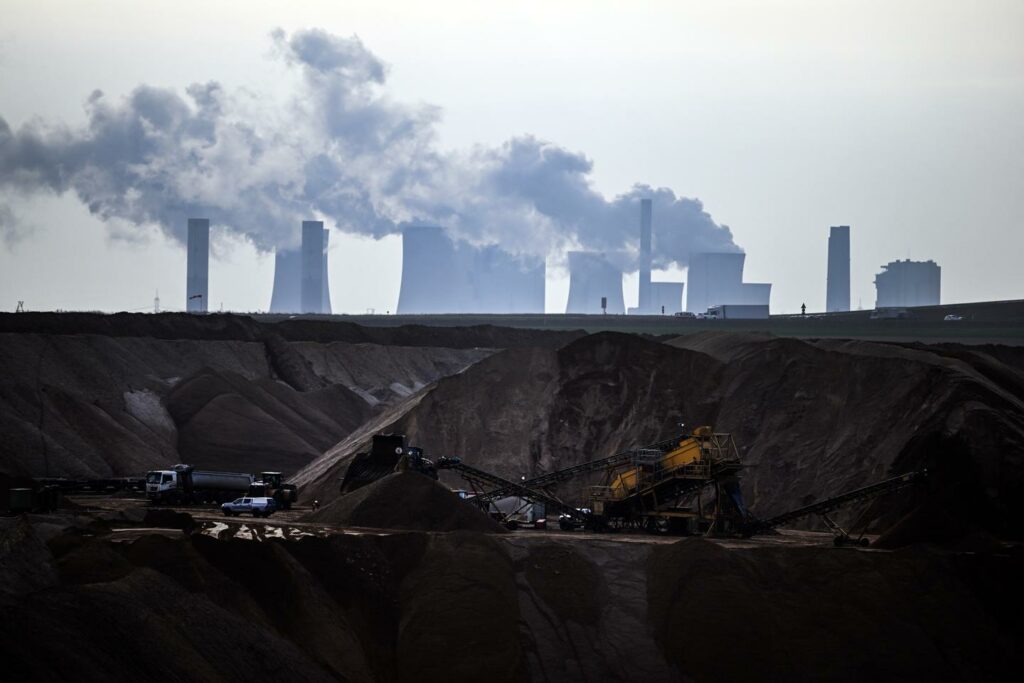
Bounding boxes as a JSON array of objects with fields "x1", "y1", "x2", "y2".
[
  {"x1": 686, "y1": 253, "x2": 771, "y2": 314},
  {"x1": 565, "y1": 251, "x2": 625, "y2": 314},
  {"x1": 268, "y1": 228, "x2": 332, "y2": 314},
  {"x1": 396, "y1": 226, "x2": 545, "y2": 314},
  {"x1": 826, "y1": 225, "x2": 850, "y2": 313},
  {"x1": 874, "y1": 259, "x2": 941, "y2": 308},
  {"x1": 186, "y1": 218, "x2": 209, "y2": 313}
]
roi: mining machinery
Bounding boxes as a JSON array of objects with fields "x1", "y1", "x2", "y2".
[{"x1": 338, "y1": 429, "x2": 926, "y2": 541}]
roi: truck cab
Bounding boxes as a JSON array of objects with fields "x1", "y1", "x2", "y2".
[{"x1": 146, "y1": 470, "x2": 179, "y2": 499}]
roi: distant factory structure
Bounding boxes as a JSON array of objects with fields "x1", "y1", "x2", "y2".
[
  {"x1": 566, "y1": 251, "x2": 626, "y2": 314},
  {"x1": 268, "y1": 224, "x2": 332, "y2": 314},
  {"x1": 396, "y1": 226, "x2": 545, "y2": 314},
  {"x1": 686, "y1": 253, "x2": 770, "y2": 315},
  {"x1": 826, "y1": 225, "x2": 851, "y2": 313},
  {"x1": 185, "y1": 218, "x2": 209, "y2": 312},
  {"x1": 629, "y1": 199, "x2": 686, "y2": 315},
  {"x1": 875, "y1": 259, "x2": 940, "y2": 308}
]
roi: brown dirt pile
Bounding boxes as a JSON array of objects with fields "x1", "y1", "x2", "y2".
[{"x1": 306, "y1": 471, "x2": 505, "y2": 533}]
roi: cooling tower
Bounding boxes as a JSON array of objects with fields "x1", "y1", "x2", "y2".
[
  {"x1": 638, "y1": 198, "x2": 653, "y2": 312},
  {"x1": 826, "y1": 225, "x2": 851, "y2": 312},
  {"x1": 566, "y1": 252, "x2": 625, "y2": 314},
  {"x1": 471, "y1": 245, "x2": 546, "y2": 313},
  {"x1": 397, "y1": 227, "x2": 545, "y2": 314},
  {"x1": 269, "y1": 249, "x2": 300, "y2": 313},
  {"x1": 397, "y1": 226, "x2": 465, "y2": 314},
  {"x1": 186, "y1": 218, "x2": 209, "y2": 313},
  {"x1": 300, "y1": 221, "x2": 324, "y2": 314},
  {"x1": 649, "y1": 282, "x2": 684, "y2": 315},
  {"x1": 686, "y1": 252, "x2": 770, "y2": 313},
  {"x1": 686, "y1": 252, "x2": 745, "y2": 313},
  {"x1": 269, "y1": 228, "x2": 332, "y2": 314}
]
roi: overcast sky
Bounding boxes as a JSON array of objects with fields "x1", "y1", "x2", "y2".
[{"x1": 1, "y1": 0, "x2": 1021, "y2": 314}]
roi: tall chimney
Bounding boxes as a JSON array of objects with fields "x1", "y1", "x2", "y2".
[
  {"x1": 301, "y1": 220, "x2": 325, "y2": 314},
  {"x1": 826, "y1": 225, "x2": 851, "y2": 313},
  {"x1": 638, "y1": 199, "x2": 652, "y2": 312},
  {"x1": 186, "y1": 218, "x2": 209, "y2": 313}
]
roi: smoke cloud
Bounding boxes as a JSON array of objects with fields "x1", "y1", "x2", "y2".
[{"x1": 0, "y1": 28, "x2": 738, "y2": 268}]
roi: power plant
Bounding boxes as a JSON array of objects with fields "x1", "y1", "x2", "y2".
[
  {"x1": 686, "y1": 252, "x2": 771, "y2": 314},
  {"x1": 875, "y1": 259, "x2": 941, "y2": 308},
  {"x1": 185, "y1": 218, "x2": 209, "y2": 313},
  {"x1": 826, "y1": 225, "x2": 851, "y2": 313},
  {"x1": 396, "y1": 226, "x2": 545, "y2": 314}
]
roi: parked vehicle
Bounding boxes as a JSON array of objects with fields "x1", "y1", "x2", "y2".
[
  {"x1": 146, "y1": 465, "x2": 252, "y2": 504},
  {"x1": 248, "y1": 471, "x2": 298, "y2": 510},
  {"x1": 673, "y1": 311, "x2": 696, "y2": 318},
  {"x1": 221, "y1": 496, "x2": 277, "y2": 517},
  {"x1": 944, "y1": 314, "x2": 963, "y2": 321}
]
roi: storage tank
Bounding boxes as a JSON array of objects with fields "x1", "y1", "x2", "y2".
[{"x1": 190, "y1": 470, "x2": 253, "y2": 492}]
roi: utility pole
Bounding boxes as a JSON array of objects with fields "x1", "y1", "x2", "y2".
[
  {"x1": 154, "y1": 290, "x2": 160, "y2": 314},
  {"x1": 15, "y1": 301, "x2": 24, "y2": 313}
]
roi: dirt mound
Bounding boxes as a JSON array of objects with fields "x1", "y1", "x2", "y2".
[
  {"x1": 166, "y1": 367, "x2": 373, "y2": 474},
  {"x1": 647, "y1": 538, "x2": 1023, "y2": 681},
  {"x1": 0, "y1": 325, "x2": 489, "y2": 477},
  {"x1": 307, "y1": 471, "x2": 505, "y2": 533}
]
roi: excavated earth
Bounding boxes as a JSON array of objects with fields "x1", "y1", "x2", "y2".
[
  {"x1": 298, "y1": 330, "x2": 1024, "y2": 541},
  {"x1": 3, "y1": 313, "x2": 1024, "y2": 679},
  {"x1": 2, "y1": 512, "x2": 1022, "y2": 682},
  {"x1": 0, "y1": 313, "x2": 539, "y2": 477}
]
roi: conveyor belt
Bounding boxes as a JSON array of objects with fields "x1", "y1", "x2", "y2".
[
  {"x1": 436, "y1": 457, "x2": 587, "y2": 520},
  {"x1": 751, "y1": 470, "x2": 927, "y2": 532},
  {"x1": 476, "y1": 436, "x2": 683, "y2": 501}
]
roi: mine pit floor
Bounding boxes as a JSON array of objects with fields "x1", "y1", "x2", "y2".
[{"x1": 74, "y1": 495, "x2": 867, "y2": 549}]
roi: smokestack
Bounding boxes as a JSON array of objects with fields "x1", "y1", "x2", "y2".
[
  {"x1": 186, "y1": 218, "x2": 209, "y2": 313},
  {"x1": 638, "y1": 199, "x2": 652, "y2": 312},
  {"x1": 566, "y1": 251, "x2": 625, "y2": 314},
  {"x1": 301, "y1": 220, "x2": 325, "y2": 314},
  {"x1": 826, "y1": 225, "x2": 851, "y2": 313}
]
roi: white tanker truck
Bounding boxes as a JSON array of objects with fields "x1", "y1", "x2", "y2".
[{"x1": 146, "y1": 464, "x2": 299, "y2": 508}]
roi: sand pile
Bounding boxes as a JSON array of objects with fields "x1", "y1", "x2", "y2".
[{"x1": 306, "y1": 471, "x2": 504, "y2": 533}]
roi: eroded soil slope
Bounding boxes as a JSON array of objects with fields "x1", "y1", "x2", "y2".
[
  {"x1": 300, "y1": 331, "x2": 1024, "y2": 538},
  {"x1": 0, "y1": 321, "x2": 490, "y2": 477}
]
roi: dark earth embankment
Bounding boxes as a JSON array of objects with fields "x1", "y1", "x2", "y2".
[{"x1": 2, "y1": 515, "x2": 1022, "y2": 682}]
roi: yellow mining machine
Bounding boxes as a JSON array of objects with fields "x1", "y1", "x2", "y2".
[{"x1": 583, "y1": 426, "x2": 748, "y2": 534}]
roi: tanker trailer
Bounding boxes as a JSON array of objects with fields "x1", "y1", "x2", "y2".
[{"x1": 146, "y1": 464, "x2": 253, "y2": 504}]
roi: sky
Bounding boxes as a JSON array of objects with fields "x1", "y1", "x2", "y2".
[{"x1": 1, "y1": 0, "x2": 1022, "y2": 314}]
